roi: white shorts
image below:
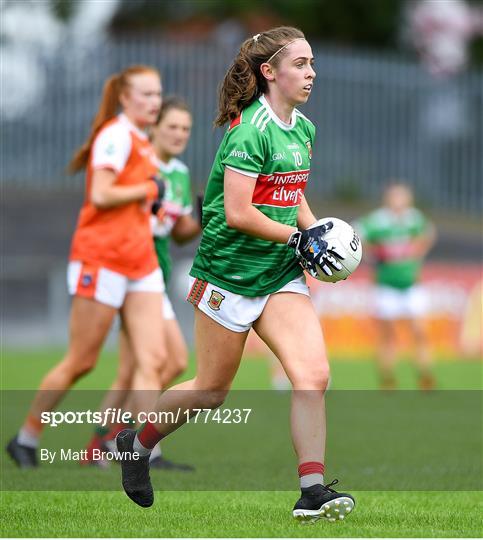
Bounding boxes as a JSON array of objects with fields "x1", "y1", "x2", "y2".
[
  {"x1": 67, "y1": 261, "x2": 165, "y2": 309},
  {"x1": 374, "y1": 284, "x2": 428, "y2": 320},
  {"x1": 186, "y1": 275, "x2": 309, "y2": 332},
  {"x1": 162, "y1": 292, "x2": 175, "y2": 320}
]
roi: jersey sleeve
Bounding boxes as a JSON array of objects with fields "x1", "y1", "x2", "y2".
[
  {"x1": 221, "y1": 123, "x2": 268, "y2": 177},
  {"x1": 91, "y1": 123, "x2": 132, "y2": 173}
]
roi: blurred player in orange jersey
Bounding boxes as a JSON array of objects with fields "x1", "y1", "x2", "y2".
[
  {"x1": 6, "y1": 65, "x2": 168, "y2": 468},
  {"x1": 355, "y1": 182, "x2": 437, "y2": 390},
  {"x1": 84, "y1": 97, "x2": 201, "y2": 469}
]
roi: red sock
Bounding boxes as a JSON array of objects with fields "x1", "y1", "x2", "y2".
[
  {"x1": 298, "y1": 461, "x2": 325, "y2": 488},
  {"x1": 137, "y1": 422, "x2": 163, "y2": 450}
]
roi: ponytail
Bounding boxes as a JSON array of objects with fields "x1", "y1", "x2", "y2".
[
  {"x1": 214, "y1": 26, "x2": 305, "y2": 127},
  {"x1": 68, "y1": 75, "x2": 121, "y2": 173},
  {"x1": 215, "y1": 43, "x2": 261, "y2": 128},
  {"x1": 68, "y1": 65, "x2": 160, "y2": 173}
]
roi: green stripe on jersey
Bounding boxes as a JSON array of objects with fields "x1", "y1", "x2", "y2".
[{"x1": 190, "y1": 95, "x2": 316, "y2": 296}]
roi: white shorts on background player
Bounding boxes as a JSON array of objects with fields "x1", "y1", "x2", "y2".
[
  {"x1": 67, "y1": 261, "x2": 165, "y2": 309},
  {"x1": 373, "y1": 284, "x2": 428, "y2": 320},
  {"x1": 187, "y1": 275, "x2": 309, "y2": 332}
]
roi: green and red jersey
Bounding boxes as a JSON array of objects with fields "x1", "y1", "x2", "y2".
[
  {"x1": 152, "y1": 157, "x2": 193, "y2": 285},
  {"x1": 190, "y1": 95, "x2": 316, "y2": 296},
  {"x1": 355, "y1": 207, "x2": 430, "y2": 289}
]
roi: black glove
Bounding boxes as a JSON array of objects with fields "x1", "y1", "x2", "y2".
[
  {"x1": 150, "y1": 175, "x2": 166, "y2": 216},
  {"x1": 287, "y1": 221, "x2": 345, "y2": 278}
]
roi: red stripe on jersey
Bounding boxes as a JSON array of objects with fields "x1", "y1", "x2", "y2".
[
  {"x1": 298, "y1": 461, "x2": 325, "y2": 477},
  {"x1": 372, "y1": 241, "x2": 415, "y2": 262},
  {"x1": 252, "y1": 169, "x2": 310, "y2": 207},
  {"x1": 229, "y1": 114, "x2": 242, "y2": 130}
]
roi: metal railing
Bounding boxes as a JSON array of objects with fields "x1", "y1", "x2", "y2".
[{"x1": 2, "y1": 36, "x2": 482, "y2": 214}]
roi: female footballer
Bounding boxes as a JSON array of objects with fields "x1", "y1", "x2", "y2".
[
  {"x1": 116, "y1": 28, "x2": 355, "y2": 522},
  {"x1": 84, "y1": 97, "x2": 201, "y2": 469},
  {"x1": 7, "y1": 65, "x2": 168, "y2": 467},
  {"x1": 355, "y1": 182, "x2": 436, "y2": 390}
]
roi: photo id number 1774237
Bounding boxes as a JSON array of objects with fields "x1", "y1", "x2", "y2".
[{"x1": 185, "y1": 408, "x2": 252, "y2": 424}]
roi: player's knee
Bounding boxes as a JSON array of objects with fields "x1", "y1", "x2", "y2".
[
  {"x1": 64, "y1": 336, "x2": 106, "y2": 379},
  {"x1": 292, "y1": 363, "x2": 330, "y2": 391},
  {"x1": 192, "y1": 382, "x2": 228, "y2": 409},
  {"x1": 313, "y1": 365, "x2": 331, "y2": 390},
  {"x1": 136, "y1": 347, "x2": 167, "y2": 379},
  {"x1": 138, "y1": 359, "x2": 165, "y2": 382},
  {"x1": 65, "y1": 355, "x2": 98, "y2": 379},
  {"x1": 201, "y1": 390, "x2": 227, "y2": 409}
]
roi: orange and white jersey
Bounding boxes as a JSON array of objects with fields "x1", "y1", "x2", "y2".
[{"x1": 70, "y1": 114, "x2": 159, "y2": 279}]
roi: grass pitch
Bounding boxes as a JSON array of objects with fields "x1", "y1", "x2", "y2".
[
  {"x1": 1, "y1": 348, "x2": 481, "y2": 537},
  {"x1": 2, "y1": 490, "x2": 482, "y2": 537}
]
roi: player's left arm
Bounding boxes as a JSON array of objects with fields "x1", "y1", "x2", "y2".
[
  {"x1": 171, "y1": 214, "x2": 202, "y2": 245},
  {"x1": 297, "y1": 195, "x2": 317, "y2": 229}
]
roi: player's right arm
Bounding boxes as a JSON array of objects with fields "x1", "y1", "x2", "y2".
[
  {"x1": 297, "y1": 195, "x2": 317, "y2": 230},
  {"x1": 224, "y1": 167, "x2": 296, "y2": 243},
  {"x1": 222, "y1": 123, "x2": 296, "y2": 243},
  {"x1": 222, "y1": 123, "x2": 340, "y2": 273},
  {"x1": 91, "y1": 169, "x2": 160, "y2": 209},
  {"x1": 224, "y1": 169, "x2": 341, "y2": 276}
]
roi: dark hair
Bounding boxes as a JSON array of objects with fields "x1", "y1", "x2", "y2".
[
  {"x1": 214, "y1": 26, "x2": 305, "y2": 127},
  {"x1": 157, "y1": 96, "x2": 191, "y2": 124},
  {"x1": 68, "y1": 65, "x2": 160, "y2": 173}
]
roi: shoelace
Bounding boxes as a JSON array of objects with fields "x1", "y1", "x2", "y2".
[{"x1": 323, "y1": 479, "x2": 339, "y2": 492}]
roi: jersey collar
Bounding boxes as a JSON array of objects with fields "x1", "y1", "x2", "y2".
[
  {"x1": 118, "y1": 113, "x2": 149, "y2": 140},
  {"x1": 259, "y1": 95, "x2": 297, "y2": 131},
  {"x1": 156, "y1": 157, "x2": 175, "y2": 173},
  {"x1": 382, "y1": 207, "x2": 414, "y2": 222}
]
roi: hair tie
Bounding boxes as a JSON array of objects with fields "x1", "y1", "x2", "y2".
[{"x1": 252, "y1": 33, "x2": 261, "y2": 43}]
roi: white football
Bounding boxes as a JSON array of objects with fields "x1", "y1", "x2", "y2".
[{"x1": 308, "y1": 217, "x2": 362, "y2": 283}]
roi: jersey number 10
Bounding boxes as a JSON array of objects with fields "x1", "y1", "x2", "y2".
[{"x1": 292, "y1": 151, "x2": 303, "y2": 167}]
